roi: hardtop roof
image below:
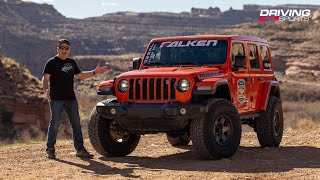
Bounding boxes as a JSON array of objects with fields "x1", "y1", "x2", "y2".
[{"x1": 151, "y1": 35, "x2": 268, "y2": 44}]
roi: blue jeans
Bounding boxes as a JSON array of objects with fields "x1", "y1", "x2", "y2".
[{"x1": 47, "y1": 100, "x2": 84, "y2": 151}]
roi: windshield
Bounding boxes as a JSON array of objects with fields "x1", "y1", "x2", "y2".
[{"x1": 144, "y1": 40, "x2": 228, "y2": 66}]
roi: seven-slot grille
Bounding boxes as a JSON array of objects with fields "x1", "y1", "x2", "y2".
[{"x1": 128, "y1": 78, "x2": 176, "y2": 102}]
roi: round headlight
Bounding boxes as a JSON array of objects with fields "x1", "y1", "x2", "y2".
[
  {"x1": 178, "y1": 78, "x2": 190, "y2": 92},
  {"x1": 118, "y1": 80, "x2": 129, "y2": 93}
]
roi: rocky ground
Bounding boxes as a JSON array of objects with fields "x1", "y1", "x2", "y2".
[{"x1": 0, "y1": 130, "x2": 319, "y2": 179}]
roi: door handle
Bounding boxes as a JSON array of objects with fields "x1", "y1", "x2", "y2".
[{"x1": 245, "y1": 77, "x2": 252, "y2": 82}]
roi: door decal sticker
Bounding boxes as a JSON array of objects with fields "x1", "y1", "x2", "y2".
[{"x1": 237, "y1": 79, "x2": 247, "y2": 104}]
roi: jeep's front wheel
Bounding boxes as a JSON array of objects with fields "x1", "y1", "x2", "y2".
[
  {"x1": 256, "y1": 96, "x2": 283, "y2": 147},
  {"x1": 166, "y1": 132, "x2": 190, "y2": 147},
  {"x1": 88, "y1": 101, "x2": 140, "y2": 157},
  {"x1": 190, "y1": 99, "x2": 242, "y2": 160}
]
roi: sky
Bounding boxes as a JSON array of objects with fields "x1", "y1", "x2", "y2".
[{"x1": 22, "y1": 0, "x2": 320, "y2": 19}]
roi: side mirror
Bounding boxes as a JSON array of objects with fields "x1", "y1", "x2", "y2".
[
  {"x1": 232, "y1": 55, "x2": 246, "y2": 71},
  {"x1": 133, "y1": 58, "x2": 142, "y2": 70}
]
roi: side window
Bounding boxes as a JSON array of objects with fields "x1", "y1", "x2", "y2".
[
  {"x1": 232, "y1": 43, "x2": 246, "y2": 69},
  {"x1": 248, "y1": 44, "x2": 260, "y2": 69},
  {"x1": 260, "y1": 45, "x2": 272, "y2": 70}
]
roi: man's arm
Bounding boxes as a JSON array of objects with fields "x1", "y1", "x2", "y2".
[
  {"x1": 42, "y1": 73, "x2": 51, "y2": 101},
  {"x1": 75, "y1": 63, "x2": 107, "y2": 80},
  {"x1": 75, "y1": 70, "x2": 96, "y2": 80}
]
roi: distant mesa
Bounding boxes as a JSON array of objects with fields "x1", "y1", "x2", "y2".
[
  {"x1": 191, "y1": 7, "x2": 221, "y2": 17},
  {"x1": 0, "y1": 0, "x2": 320, "y2": 78}
]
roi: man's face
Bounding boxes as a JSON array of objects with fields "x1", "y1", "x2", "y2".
[{"x1": 57, "y1": 43, "x2": 70, "y2": 59}]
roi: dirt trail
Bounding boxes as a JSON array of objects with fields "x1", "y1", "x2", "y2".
[{"x1": 0, "y1": 130, "x2": 319, "y2": 179}]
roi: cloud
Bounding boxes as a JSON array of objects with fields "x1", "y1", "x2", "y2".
[
  {"x1": 22, "y1": 0, "x2": 54, "y2": 4},
  {"x1": 101, "y1": 2, "x2": 119, "y2": 7}
]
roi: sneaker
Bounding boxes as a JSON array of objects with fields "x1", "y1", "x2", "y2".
[
  {"x1": 46, "y1": 148, "x2": 56, "y2": 159},
  {"x1": 76, "y1": 148, "x2": 94, "y2": 158}
]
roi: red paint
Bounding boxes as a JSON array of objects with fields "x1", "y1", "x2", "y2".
[{"x1": 98, "y1": 35, "x2": 279, "y2": 114}]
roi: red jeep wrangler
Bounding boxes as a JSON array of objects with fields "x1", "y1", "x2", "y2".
[{"x1": 88, "y1": 35, "x2": 283, "y2": 159}]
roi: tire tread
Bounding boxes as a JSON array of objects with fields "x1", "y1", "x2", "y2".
[
  {"x1": 190, "y1": 98, "x2": 241, "y2": 159},
  {"x1": 256, "y1": 96, "x2": 283, "y2": 147}
]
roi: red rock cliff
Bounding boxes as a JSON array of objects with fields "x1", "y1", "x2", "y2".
[{"x1": 0, "y1": 56, "x2": 49, "y2": 130}]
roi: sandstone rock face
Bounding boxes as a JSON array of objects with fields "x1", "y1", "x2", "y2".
[
  {"x1": 0, "y1": 56, "x2": 50, "y2": 138},
  {"x1": 0, "y1": 96, "x2": 50, "y2": 130}
]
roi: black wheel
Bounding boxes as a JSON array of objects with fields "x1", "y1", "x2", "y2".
[
  {"x1": 256, "y1": 96, "x2": 283, "y2": 147},
  {"x1": 190, "y1": 99, "x2": 242, "y2": 160},
  {"x1": 88, "y1": 98, "x2": 140, "y2": 157},
  {"x1": 166, "y1": 132, "x2": 190, "y2": 147}
]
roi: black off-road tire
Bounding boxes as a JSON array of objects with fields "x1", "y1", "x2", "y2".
[
  {"x1": 256, "y1": 96, "x2": 283, "y2": 147},
  {"x1": 166, "y1": 132, "x2": 190, "y2": 147},
  {"x1": 190, "y1": 99, "x2": 242, "y2": 160},
  {"x1": 88, "y1": 98, "x2": 140, "y2": 157}
]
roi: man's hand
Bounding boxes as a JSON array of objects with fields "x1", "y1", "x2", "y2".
[
  {"x1": 94, "y1": 63, "x2": 108, "y2": 75},
  {"x1": 45, "y1": 89, "x2": 51, "y2": 102},
  {"x1": 75, "y1": 63, "x2": 108, "y2": 80}
]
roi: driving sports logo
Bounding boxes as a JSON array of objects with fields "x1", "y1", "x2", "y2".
[{"x1": 258, "y1": 9, "x2": 311, "y2": 22}]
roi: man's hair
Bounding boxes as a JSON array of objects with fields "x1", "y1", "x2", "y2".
[{"x1": 58, "y1": 39, "x2": 70, "y2": 46}]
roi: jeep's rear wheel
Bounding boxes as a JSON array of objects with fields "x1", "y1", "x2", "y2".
[
  {"x1": 256, "y1": 96, "x2": 283, "y2": 147},
  {"x1": 88, "y1": 99, "x2": 140, "y2": 157},
  {"x1": 190, "y1": 99, "x2": 241, "y2": 160},
  {"x1": 166, "y1": 132, "x2": 190, "y2": 147}
]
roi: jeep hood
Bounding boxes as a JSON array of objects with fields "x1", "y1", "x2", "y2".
[{"x1": 118, "y1": 67, "x2": 224, "y2": 78}]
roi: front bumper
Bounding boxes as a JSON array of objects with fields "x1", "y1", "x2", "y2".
[{"x1": 96, "y1": 102, "x2": 208, "y2": 132}]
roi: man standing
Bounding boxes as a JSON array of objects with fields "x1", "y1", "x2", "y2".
[{"x1": 42, "y1": 39, "x2": 107, "y2": 159}]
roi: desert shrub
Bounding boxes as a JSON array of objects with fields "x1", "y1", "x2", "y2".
[
  {"x1": 280, "y1": 79, "x2": 320, "y2": 130},
  {"x1": 280, "y1": 82, "x2": 320, "y2": 102},
  {"x1": 77, "y1": 93, "x2": 107, "y2": 121},
  {"x1": 76, "y1": 92, "x2": 112, "y2": 138},
  {"x1": 283, "y1": 101, "x2": 320, "y2": 130}
]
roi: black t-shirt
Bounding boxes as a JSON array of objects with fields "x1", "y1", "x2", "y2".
[{"x1": 42, "y1": 56, "x2": 81, "y2": 100}]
